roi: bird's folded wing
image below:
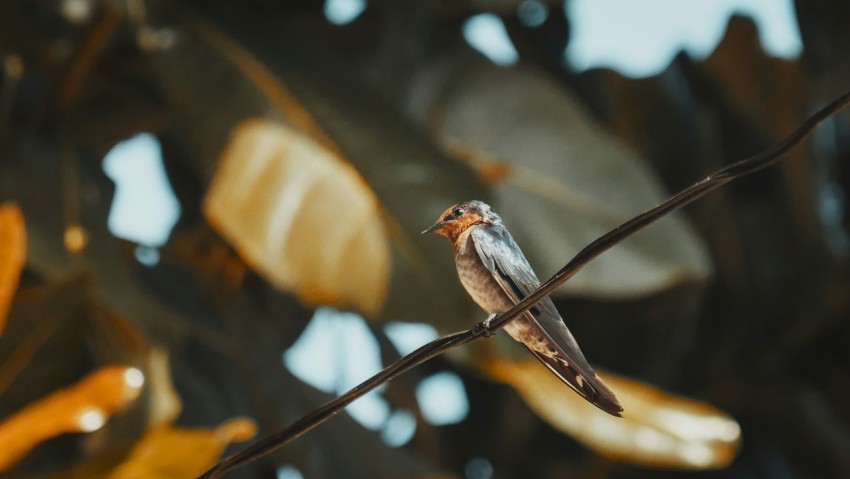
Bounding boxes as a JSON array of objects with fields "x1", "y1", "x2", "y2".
[{"x1": 471, "y1": 225, "x2": 622, "y2": 416}]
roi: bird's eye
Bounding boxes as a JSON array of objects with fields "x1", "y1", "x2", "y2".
[{"x1": 450, "y1": 208, "x2": 464, "y2": 219}]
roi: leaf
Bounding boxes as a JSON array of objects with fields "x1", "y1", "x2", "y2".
[
  {"x1": 104, "y1": 418, "x2": 256, "y2": 479},
  {"x1": 0, "y1": 203, "x2": 25, "y2": 334},
  {"x1": 203, "y1": 118, "x2": 391, "y2": 316},
  {"x1": 0, "y1": 365, "x2": 145, "y2": 472},
  {"x1": 408, "y1": 57, "x2": 712, "y2": 298},
  {"x1": 484, "y1": 358, "x2": 741, "y2": 469}
]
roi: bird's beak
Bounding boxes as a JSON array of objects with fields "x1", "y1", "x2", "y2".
[{"x1": 422, "y1": 222, "x2": 444, "y2": 235}]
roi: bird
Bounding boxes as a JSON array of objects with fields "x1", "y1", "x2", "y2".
[{"x1": 423, "y1": 200, "x2": 623, "y2": 417}]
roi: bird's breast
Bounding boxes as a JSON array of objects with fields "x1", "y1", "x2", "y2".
[{"x1": 454, "y1": 233, "x2": 515, "y2": 315}]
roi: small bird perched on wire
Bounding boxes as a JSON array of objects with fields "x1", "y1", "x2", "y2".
[{"x1": 423, "y1": 200, "x2": 623, "y2": 416}]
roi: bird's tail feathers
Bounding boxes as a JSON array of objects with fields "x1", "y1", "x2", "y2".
[{"x1": 529, "y1": 350, "x2": 623, "y2": 417}]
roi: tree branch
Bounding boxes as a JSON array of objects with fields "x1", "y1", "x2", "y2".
[{"x1": 199, "y1": 89, "x2": 850, "y2": 479}]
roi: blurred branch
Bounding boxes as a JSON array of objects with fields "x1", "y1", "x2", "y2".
[
  {"x1": 199, "y1": 89, "x2": 850, "y2": 479},
  {"x1": 56, "y1": 4, "x2": 122, "y2": 110}
]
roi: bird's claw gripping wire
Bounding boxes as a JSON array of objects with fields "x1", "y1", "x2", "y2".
[{"x1": 473, "y1": 314, "x2": 498, "y2": 338}]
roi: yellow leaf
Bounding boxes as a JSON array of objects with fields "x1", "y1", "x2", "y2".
[
  {"x1": 204, "y1": 119, "x2": 391, "y2": 316},
  {"x1": 0, "y1": 203, "x2": 26, "y2": 333},
  {"x1": 0, "y1": 365, "x2": 145, "y2": 472},
  {"x1": 485, "y1": 358, "x2": 741, "y2": 470},
  {"x1": 105, "y1": 418, "x2": 256, "y2": 479}
]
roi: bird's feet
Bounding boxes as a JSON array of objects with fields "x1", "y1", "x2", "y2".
[{"x1": 473, "y1": 314, "x2": 498, "y2": 338}]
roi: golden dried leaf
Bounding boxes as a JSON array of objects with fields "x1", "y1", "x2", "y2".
[
  {"x1": 485, "y1": 358, "x2": 741, "y2": 470},
  {"x1": 0, "y1": 203, "x2": 26, "y2": 333},
  {"x1": 204, "y1": 119, "x2": 391, "y2": 316},
  {"x1": 0, "y1": 365, "x2": 145, "y2": 472},
  {"x1": 105, "y1": 418, "x2": 256, "y2": 479}
]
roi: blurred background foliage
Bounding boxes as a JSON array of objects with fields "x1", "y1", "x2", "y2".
[{"x1": 1, "y1": 0, "x2": 850, "y2": 478}]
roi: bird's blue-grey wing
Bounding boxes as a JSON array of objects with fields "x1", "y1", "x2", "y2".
[{"x1": 471, "y1": 225, "x2": 623, "y2": 416}]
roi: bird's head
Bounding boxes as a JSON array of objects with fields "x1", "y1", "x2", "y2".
[{"x1": 422, "y1": 200, "x2": 502, "y2": 243}]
